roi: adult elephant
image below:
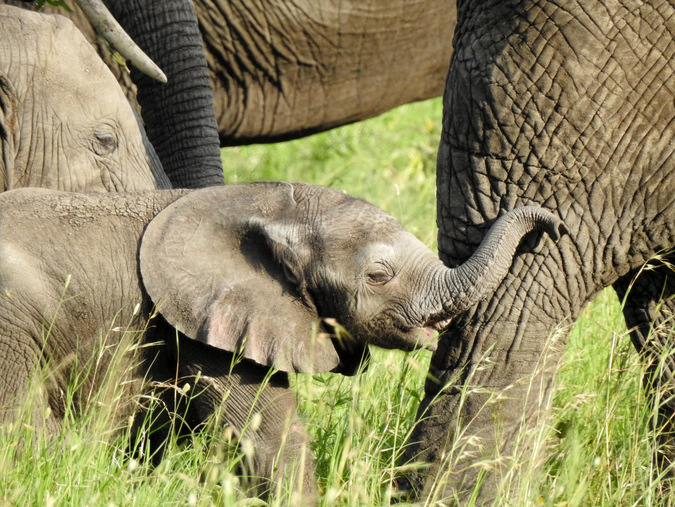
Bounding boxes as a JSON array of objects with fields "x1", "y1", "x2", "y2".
[
  {"x1": 10, "y1": 0, "x2": 455, "y2": 146},
  {"x1": 0, "y1": 5, "x2": 170, "y2": 191},
  {"x1": 10, "y1": 0, "x2": 224, "y2": 189},
  {"x1": 401, "y1": 0, "x2": 675, "y2": 502}
]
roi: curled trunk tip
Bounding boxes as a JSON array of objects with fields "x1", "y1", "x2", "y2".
[{"x1": 524, "y1": 206, "x2": 569, "y2": 241}]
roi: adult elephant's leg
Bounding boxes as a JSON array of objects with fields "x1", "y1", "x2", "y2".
[
  {"x1": 106, "y1": 0, "x2": 224, "y2": 188},
  {"x1": 400, "y1": 227, "x2": 580, "y2": 501},
  {"x1": 614, "y1": 257, "x2": 675, "y2": 471},
  {"x1": 401, "y1": 0, "x2": 675, "y2": 501}
]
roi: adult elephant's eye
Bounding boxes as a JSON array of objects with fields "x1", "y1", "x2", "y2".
[
  {"x1": 367, "y1": 271, "x2": 393, "y2": 286},
  {"x1": 92, "y1": 127, "x2": 119, "y2": 156}
]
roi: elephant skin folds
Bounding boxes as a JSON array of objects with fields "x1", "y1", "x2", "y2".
[
  {"x1": 401, "y1": 0, "x2": 675, "y2": 502},
  {"x1": 8, "y1": 0, "x2": 456, "y2": 145}
]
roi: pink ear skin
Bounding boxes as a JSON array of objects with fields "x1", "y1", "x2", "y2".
[{"x1": 198, "y1": 287, "x2": 341, "y2": 374}]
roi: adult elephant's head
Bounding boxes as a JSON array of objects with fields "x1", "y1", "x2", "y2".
[
  {"x1": 80, "y1": 0, "x2": 225, "y2": 188},
  {"x1": 0, "y1": 6, "x2": 170, "y2": 191},
  {"x1": 139, "y1": 182, "x2": 566, "y2": 374}
]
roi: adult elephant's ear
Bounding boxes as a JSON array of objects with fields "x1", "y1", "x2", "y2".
[
  {"x1": 139, "y1": 184, "x2": 341, "y2": 373},
  {"x1": 0, "y1": 76, "x2": 15, "y2": 191}
]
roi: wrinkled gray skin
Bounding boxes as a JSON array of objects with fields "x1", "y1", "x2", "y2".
[
  {"x1": 401, "y1": 0, "x2": 675, "y2": 502},
  {"x1": 13, "y1": 0, "x2": 456, "y2": 146},
  {"x1": 0, "y1": 183, "x2": 563, "y2": 497},
  {"x1": 9, "y1": 0, "x2": 224, "y2": 189},
  {"x1": 0, "y1": 6, "x2": 170, "y2": 192}
]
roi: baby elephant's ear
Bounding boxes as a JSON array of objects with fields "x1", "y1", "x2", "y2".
[{"x1": 139, "y1": 186, "x2": 341, "y2": 373}]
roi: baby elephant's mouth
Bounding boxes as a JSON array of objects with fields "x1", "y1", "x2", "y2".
[
  {"x1": 415, "y1": 315, "x2": 453, "y2": 352},
  {"x1": 416, "y1": 315, "x2": 452, "y2": 351},
  {"x1": 426, "y1": 315, "x2": 452, "y2": 331}
]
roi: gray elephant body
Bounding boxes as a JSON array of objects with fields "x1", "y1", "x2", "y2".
[
  {"x1": 0, "y1": 6, "x2": 170, "y2": 192},
  {"x1": 403, "y1": 0, "x2": 675, "y2": 501},
  {"x1": 11, "y1": 0, "x2": 456, "y2": 146},
  {"x1": 0, "y1": 183, "x2": 563, "y2": 497}
]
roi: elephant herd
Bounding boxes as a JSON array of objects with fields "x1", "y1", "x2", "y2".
[{"x1": 0, "y1": 0, "x2": 674, "y2": 504}]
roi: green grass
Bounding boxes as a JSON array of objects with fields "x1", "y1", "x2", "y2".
[{"x1": 1, "y1": 97, "x2": 672, "y2": 505}]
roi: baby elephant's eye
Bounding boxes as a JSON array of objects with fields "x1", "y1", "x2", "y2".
[{"x1": 367, "y1": 271, "x2": 393, "y2": 286}]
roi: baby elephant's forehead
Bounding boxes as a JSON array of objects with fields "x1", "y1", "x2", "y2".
[
  {"x1": 339, "y1": 201, "x2": 404, "y2": 231},
  {"x1": 355, "y1": 243, "x2": 397, "y2": 264}
]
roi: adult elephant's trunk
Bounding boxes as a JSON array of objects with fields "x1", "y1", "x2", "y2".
[
  {"x1": 432, "y1": 207, "x2": 567, "y2": 319},
  {"x1": 74, "y1": 0, "x2": 166, "y2": 82},
  {"x1": 80, "y1": 0, "x2": 225, "y2": 189}
]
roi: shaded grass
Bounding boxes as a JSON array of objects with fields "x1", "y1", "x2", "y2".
[
  {"x1": 1, "y1": 98, "x2": 671, "y2": 505},
  {"x1": 539, "y1": 288, "x2": 675, "y2": 506}
]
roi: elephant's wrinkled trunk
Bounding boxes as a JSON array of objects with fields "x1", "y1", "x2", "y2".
[
  {"x1": 75, "y1": 0, "x2": 167, "y2": 83},
  {"x1": 433, "y1": 207, "x2": 567, "y2": 319}
]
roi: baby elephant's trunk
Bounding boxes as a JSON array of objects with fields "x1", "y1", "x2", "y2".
[{"x1": 433, "y1": 207, "x2": 567, "y2": 318}]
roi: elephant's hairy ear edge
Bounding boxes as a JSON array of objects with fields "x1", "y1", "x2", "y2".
[
  {"x1": 139, "y1": 186, "x2": 342, "y2": 374},
  {"x1": 197, "y1": 294, "x2": 342, "y2": 374}
]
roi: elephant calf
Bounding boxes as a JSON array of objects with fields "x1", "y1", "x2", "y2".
[{"x1": 0, "y1": 183, "x2": 565, "y2": 497}]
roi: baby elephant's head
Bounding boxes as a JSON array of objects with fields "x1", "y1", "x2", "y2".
[{"x1": 140, "y1": 182, "x2": 566, "y2": 375}]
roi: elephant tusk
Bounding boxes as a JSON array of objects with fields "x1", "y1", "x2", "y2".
[{"x1": 74, "y1": 0, "x2": 167, "y2": 83}]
